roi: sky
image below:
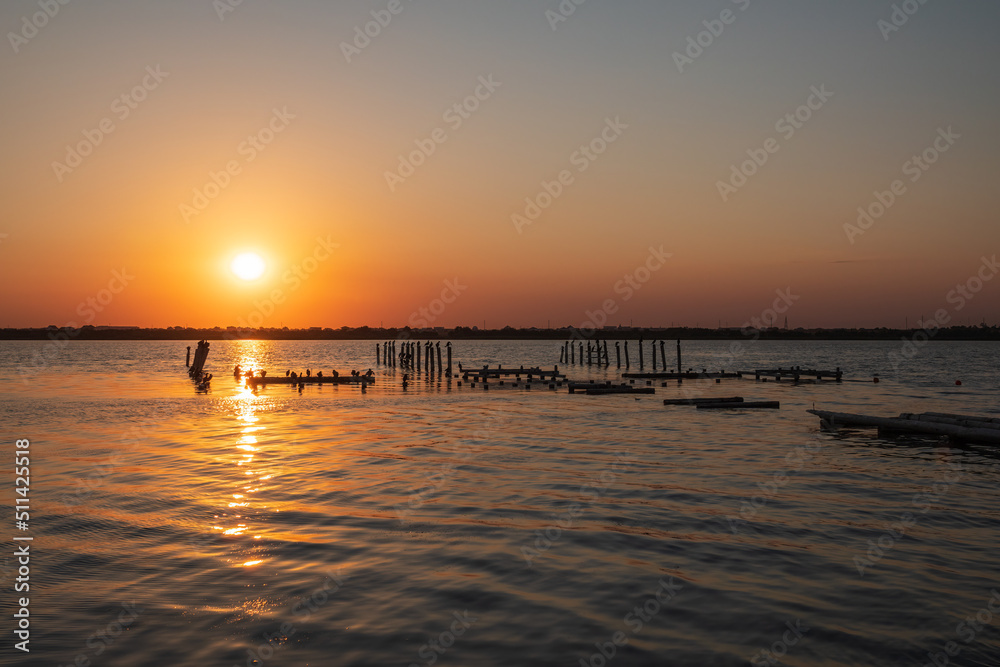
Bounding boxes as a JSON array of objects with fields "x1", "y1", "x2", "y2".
[{"x1": 1, "y1": 0, "x2": 998, "y2": 330}]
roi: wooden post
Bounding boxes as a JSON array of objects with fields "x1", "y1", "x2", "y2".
[
  {"x1": 587, "y1": 342, "x2": 592, "y2": 366},
  {"x1": 186, "y1": 346, "x2": 191, "y2": 367},
  {"x1": 624, "y1": 341, "x2": 630, "y2": 369},
  {"x1": 660, "y1": 340, "x2": 666, "y2": 371},
  {"x1": 446, "y1": 343, "x2": 453, "y2": 376},
  {"x1": 376, "y1": 344, "x2": 380, "y2": 366},
  {"x1": 615, "y1": 342, "x2": 621, "y2": 368},
  {"x1": 416, "y1": 341, "x2": 421, "y2": 373},
  {"x1": 436, "y1": 342, "x2": 442, "y2": 374},
  {"x1": 651, "y1": 339, "x2": 657, "y2": 371},
  {"x1": 571, "y1": 343, "x2": 575, "y2": 365},
  {"x1": 579, "y1": 343, "x2": 583, "y2": 365},
  {"x1": 638, "y1": 337, "x2": 644, "y2": 369},
  {"x1": 676, "y1": 339, "x2": 682, "y2": 375}
]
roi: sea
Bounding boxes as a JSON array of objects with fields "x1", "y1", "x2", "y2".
[{"x1": 1, "y1": 339, "x2": 999, "y2": 666}]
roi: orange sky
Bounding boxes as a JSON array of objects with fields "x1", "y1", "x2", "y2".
[{"x1": 1, "y1": 1, "x2": 998, "y2": 329}]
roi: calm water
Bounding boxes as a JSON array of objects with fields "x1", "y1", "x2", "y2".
[{"x1": 2, "y1": 339, "x2": 1000, "y2": 666}]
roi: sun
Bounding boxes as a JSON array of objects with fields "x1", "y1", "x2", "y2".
[{"x1": 230, "y1": 252, "x2": 266, "y2": 281}]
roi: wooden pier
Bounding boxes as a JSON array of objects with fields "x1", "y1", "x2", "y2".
[
  {"x1": 569, "y1": 382, "x2": 654, "y2": 395},
  {"x1": 624, "y1": 370, "x2": 742, "y2": 381},
  {"x1": 461, "y1": 365, "x2": 566, "y2": 382},
  {"x1": 755, "y1": 367, "x2": 842, "y2": 382},
  {"x1": 808, "y1": 409, "x2": 1000, "y2": 445},
  {"x1": 246, "y1": 375, "x2": 374, "y2": 388}
]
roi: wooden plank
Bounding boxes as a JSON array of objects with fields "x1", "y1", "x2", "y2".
[
  {"x1": 584, "y1": 387, "x2": 655, "y2": 395},
  {"x1": 698, "y1": 401, "x2": 779, "y2": 409},
  {"x1": 663, "y1": 397, "x2": 743, "y2": 406}
]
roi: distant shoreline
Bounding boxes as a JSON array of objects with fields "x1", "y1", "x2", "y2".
[{"x1": 2, "y1": 326, "x2": 999, "y2": 341}]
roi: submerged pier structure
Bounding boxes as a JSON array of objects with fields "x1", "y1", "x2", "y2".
[
  {"x1": 756, "y1": 367, "x2": 842, "y2": 382},
  {"x1": 809, "y1": 410, "x2": 1000, "y2": 445}
]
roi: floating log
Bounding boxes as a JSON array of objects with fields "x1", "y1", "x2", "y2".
[
  {"x1": 663, "y1": 397, "x2": 744, "y2": 406},
  {"x1": 247, "y1": 375, "x2": 374, "y2": 387},
  {"x1": 698, "y1": 401, "x2": 779, "y2": 410},
  {"x1": 808, "y1": 410, "x2": 1000, "y2": 444}
]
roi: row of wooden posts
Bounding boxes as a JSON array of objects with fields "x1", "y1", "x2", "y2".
[
  {"x1": 376, "y1": 341, "x2": 452, "y2": 376},
  {"x1": 560, "y1": 339, "x2": 683, "y2": 373}
]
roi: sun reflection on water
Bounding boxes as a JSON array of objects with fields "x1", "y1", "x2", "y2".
[{"x1": 209, "y1": 341, "x2": 281, "y2": 570}]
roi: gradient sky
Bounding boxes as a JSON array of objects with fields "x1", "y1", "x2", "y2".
[{"x1": 2, "y1": 0, "x2": 998, "y2": 329}]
